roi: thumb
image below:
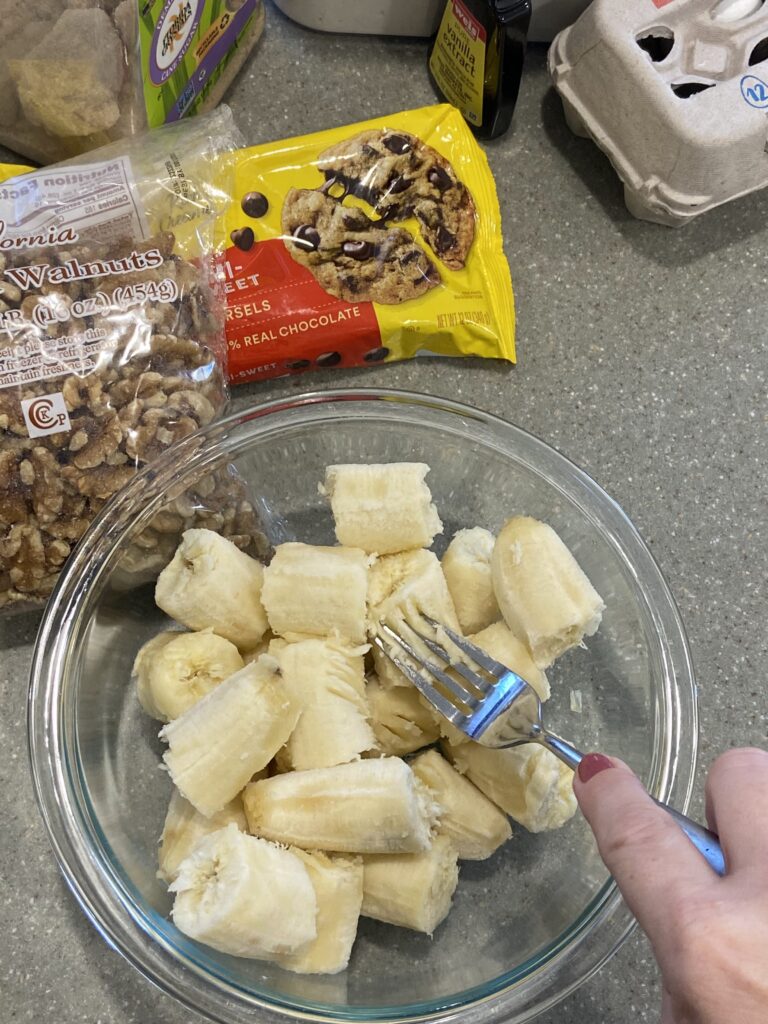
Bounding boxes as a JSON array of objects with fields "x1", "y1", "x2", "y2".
[{"x1": 574, "y1": 754, "x2": 714, "y2": 951}]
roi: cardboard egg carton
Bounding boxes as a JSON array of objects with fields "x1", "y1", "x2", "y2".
[{"x1": 548, "y1": 0, "x2": 768, "y2": 225}]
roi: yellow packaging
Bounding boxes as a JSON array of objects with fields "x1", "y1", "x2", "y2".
[
  {"x1": 0, "y1": 105, "x2": 516, "y2": 387},
  {"x1": 219, "y1": 104, "x2": 515, "y2": 383},
  {"x1": 429, "y1": 3, "x2": 487, "y2": 128}
]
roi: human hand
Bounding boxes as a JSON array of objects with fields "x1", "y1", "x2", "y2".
[{"x1": 574, "y1": 748, "x2": 768, "y2": 1024}]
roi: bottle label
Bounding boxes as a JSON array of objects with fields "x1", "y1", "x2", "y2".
[
  {"x1": 139, "y1": 0, "x2": 258, "y2": 126},
  {"x1": 429, "y1": 0, "x2": 487, "y2": 127}
]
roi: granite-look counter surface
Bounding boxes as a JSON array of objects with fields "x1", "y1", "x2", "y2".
[{"x1": 1, "y1": 4, "x2": 766, "y2": 1022}]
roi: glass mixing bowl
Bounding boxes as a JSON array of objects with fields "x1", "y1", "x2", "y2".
[{"x1": 28, "y1": 389, "x2": 697, "y2": 1024}]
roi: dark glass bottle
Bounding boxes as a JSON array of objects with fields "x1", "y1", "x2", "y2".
[{"x1": 428, "y1": 0, "x2": 532, "y2": 140}]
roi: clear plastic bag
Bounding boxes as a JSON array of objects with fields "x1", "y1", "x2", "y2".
[
  {"x1": 0, "y1": 0, "x2": 264, "y2": 164},
  {"x1": 0, "y1": 106, "x2": 245, "y2": 611}
]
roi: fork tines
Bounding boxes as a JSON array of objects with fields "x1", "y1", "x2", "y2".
[{"x1": 373, "y1": 614, "x2": 528, "y2": 736}]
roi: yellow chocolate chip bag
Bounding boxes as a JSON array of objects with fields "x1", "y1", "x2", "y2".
[
  {"x1": 219, "y1": 104, "x2": 515, "y2": 383},
  {"x1": 0, "y1": 104, "x2": 515, "y2": 386}
]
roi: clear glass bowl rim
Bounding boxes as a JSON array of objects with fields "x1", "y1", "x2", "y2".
[{"x1": 27, "y1": 387, "x2": 698, "y2": 1024}]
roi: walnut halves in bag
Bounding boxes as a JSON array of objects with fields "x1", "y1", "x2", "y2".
[
  {"x1": 0, "y1": 109, "x2": 251, "y2": 611},
  {"x1": 0, "y1": 233, "x2": 229, "y2": 608}
]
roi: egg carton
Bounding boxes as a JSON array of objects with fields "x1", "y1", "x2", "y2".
[{"x1": 548, "y1": 0, "x2": 768, "y2": 225}]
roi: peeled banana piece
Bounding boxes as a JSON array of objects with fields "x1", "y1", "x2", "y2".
[
  {"x1": 270, "y1": 638, "x2": 374, "y2": 770},
  {"x1": 133, "y1": 628, "x2": 245, "y2": 722},
  {"x1": 157, "y1": 788, "x2": 247, "y2": 884},
  {"x1": 171, "y1": 824, "x2": 317, "y2": 959},
  {"x1": 470, "y1": 622, "x2": 550, "y2": 702},
  {"x1": 411, "y1": 750, "x2": 512, "y2": 860},
  {"x1": 491, "y1": 517, "x2": 604, "y2": 667},
  {"x1": 441, "y1": 527, "x2": 500, "y2": 634},
  {"x1": 161, "y1": 655, "x2": 299, "y2": 817},
  {"x1": 368, "y1": 548, "x2": 461, "y2": 632},
  {"x1": 368, "y1": 548, "x2": 461, "y2": 688},
  {"x1": 445, "y1": 740, "x2": 577, "y2": 833},
  {"x1": 361, "y1": 835, "x2": 459, "y2": 935},
  {"x1": 262, "y1": 543, "x2": 370, "y2": 644},
  {"x1": 243, "y1": 757, "x2": 440, "y2": 854},
  {"x1": 366, "y1": 674, "x2": 440, "y2": 756},
  {"x1": 277, "y1": 850, "x2": 363, "y2": 975},
  {"x1": 427, "y1": 620, "x2": 552, "y2": 749},
  {"x1": 155, "y1": 529, "x2": 269, "y2": 651},
  {"x1": 132, "y1": 631, "x2": 176, "y2": 720},
  {"x1": 372, "y1": 649, "x2": 417, "y2": 691},
  {"x1": 242, "y1": 632, "x2": 275, "y2": 665},
  {"x1": 323, "y1": 462, "x2": 442, "y2": 555}
]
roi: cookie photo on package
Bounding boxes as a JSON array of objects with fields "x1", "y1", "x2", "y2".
[{"x1": 219, "y1": 104, "x2": 515, "y2": 383}]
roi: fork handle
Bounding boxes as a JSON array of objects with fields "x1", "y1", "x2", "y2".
[
  {"x1": 652, "y1": 801, "x2": 726, "y2": 876},
  {"x1": 536, "y1": 730, "x2": 726, "y2": 876},
  {"x1": 537, "y1": 729, "x2": 584, "y2": 771}
]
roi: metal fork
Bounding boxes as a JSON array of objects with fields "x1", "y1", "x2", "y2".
[{"x1": 373, "y1": 615, "x2": 725, "y2": 876}]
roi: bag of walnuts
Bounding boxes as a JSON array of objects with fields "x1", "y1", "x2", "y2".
[
  {"x1": 0, "y1": 106, "x2": 250, "y2": 612},
  {"x1": 0, "y1": 0, "x2": 264, "y2": 164}
]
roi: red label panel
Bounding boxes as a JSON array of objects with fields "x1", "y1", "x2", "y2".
[
  {"x1": 452, "y1": 0, "x2": 487, "y2": 43},
  {"x1": 221, "y1": 238, "x2": 383, "y2": 384}
]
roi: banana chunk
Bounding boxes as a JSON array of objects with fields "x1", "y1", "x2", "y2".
[
  {"x1": 161, "y1": 656, "x2": 299, "y2": 817},
  {"x1": 470, "y1": 622, "x2": 550, "y2": 702},
  {"x1": 373, "y1": 650, "x2": 418, "y2": 691},
  {"x1": 445, "y1": 741, "x2": 576, "y2": 833},
  {"x1": 262, "y1": 543, "x2": 369, "y2": 644},
  {"x1": 368, "y1": 549, "x2": 461, "y2": 687},
  {"x1": 157, "y1": 789, "x2": 247, "y2": 885},
  {"x1": 171, "y1": 824, "x2": 317, "y2": 959},
  {"x1": 132, "y1": 632, "x2": 176, "y2": 720},
  {"x1": 411, "y1": 750, "x2": 512, "y2": 860},
  {"x1": 243, "y1": 757, "x2": 440, "y2": 854},
  {"x1": 270, "y1": 638, "x2": 374, "y2": 770},
  {"x1": 441, "y1": 527, "x2": 500, "y2": 634},
  {"x1": 323, "y1": 462, "x2": 442, "y2": 555},
  {"x1": 366, "y1": 675, "x2": 440, "y2": 756},
  {"x1": 491, "y1": 517, "x2": 604, "y2": 667},
  {"x1": 368, "y1": 548, "x2": 460, "y2": 632},
  {"x1": 242, "y1": 632, "x2": 275, "y2": 665},
  {"x1": 133, "y1": 628, "x2": 245, "y2": 722},
  {"x1": 277, "y1": 851, "x2": 363, "y2": 975},
  {"x1": 429, "y1": 621, "x2": 552, "y2": 749},
  {"x1": 361, "y1": 835, "x2": 459, "y2": 935},
  {"x1": 155, "y1": 529, "x2": 269, "y2": 651}
]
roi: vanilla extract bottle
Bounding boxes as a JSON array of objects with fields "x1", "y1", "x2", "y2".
[{"x1": 428, "y1": 0, "x2": 532, "y2": 140}]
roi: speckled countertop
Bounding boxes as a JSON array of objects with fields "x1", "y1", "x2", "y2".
[{"x1": 1, "y1": 4, "x2": 767, "y2": 1022}]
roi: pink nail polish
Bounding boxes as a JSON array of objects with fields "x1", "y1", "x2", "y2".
[{"x1": 578, "y1": 753, "x2": 614, "y2": 783}]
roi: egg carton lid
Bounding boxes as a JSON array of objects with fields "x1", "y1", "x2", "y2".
[{"x1": 549, "y1": 0, "x2": 768, "y2": 224}]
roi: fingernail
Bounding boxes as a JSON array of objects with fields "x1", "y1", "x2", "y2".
[{"x1": 578, "y1": 753, "x2": 614, "y2": 783}]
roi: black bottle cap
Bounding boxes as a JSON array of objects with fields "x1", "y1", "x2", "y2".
[{"x1": 494, "y1": 0, "x2": 532, "y2": 20}]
